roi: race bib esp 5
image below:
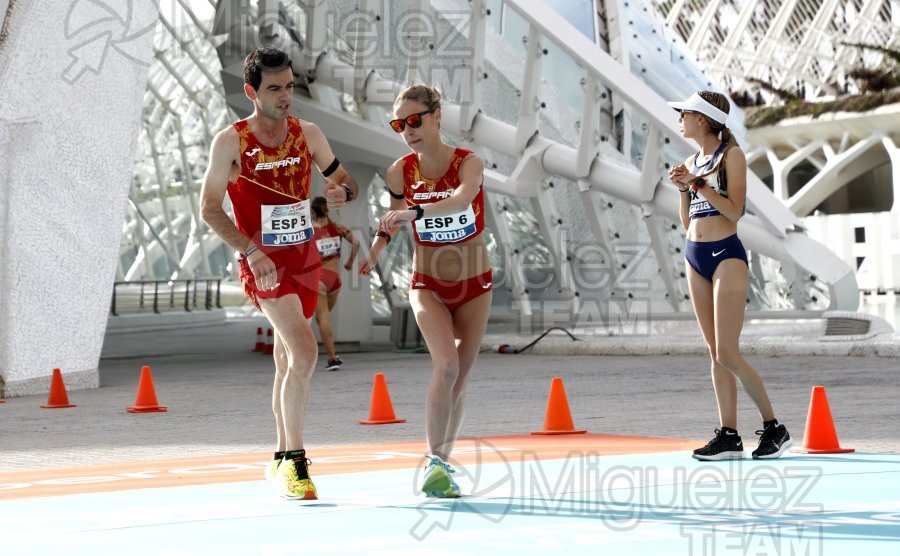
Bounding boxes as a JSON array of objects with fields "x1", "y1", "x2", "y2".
[{"x1": 261, "y1": 201, "x2": 312, "y2": 246}]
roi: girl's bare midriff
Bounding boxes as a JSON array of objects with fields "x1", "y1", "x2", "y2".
[
  {"x1": 413, "y1": 233, "x2": 490, "y2": 281},
  {"x1": 687, "y1": 213, "x2": 737, "y2": 242}
]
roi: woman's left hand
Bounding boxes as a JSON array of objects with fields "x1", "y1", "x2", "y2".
[{"x1": 378, "y1": 209, "x2": 415, "y2": 233}]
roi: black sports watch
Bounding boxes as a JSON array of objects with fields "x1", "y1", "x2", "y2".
[
  {"x1": 692, "y1": 177, "x2": 706, "y2": 192},
  {"x1": 411, "y1": 204, "x2": 425, "y2": 221}
]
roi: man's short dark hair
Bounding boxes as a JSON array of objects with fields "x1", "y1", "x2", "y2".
[{"x1": 243, "y1": 47, "x2": 293, "y2": 91}]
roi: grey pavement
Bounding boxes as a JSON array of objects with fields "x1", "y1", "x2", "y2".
[{"x1": 1, "y1": 316, "x2": 898, "y2": 472}]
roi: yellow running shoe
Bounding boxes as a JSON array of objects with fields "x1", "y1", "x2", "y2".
[
  {"x1": 264, "y1": 457, "x2": 282, "y2": 483},
  {"x1": 278, "y1": 455, "x2": 318, "y2": 500},
  {"x1": 421, "y1": 455, "x2": 460, "y2": 498}
]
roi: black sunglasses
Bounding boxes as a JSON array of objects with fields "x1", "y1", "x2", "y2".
[{"x1": 389, "y1": 109, "x2": 434, "y2": 133}]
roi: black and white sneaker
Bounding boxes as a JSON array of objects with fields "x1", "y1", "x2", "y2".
[
  {"x1": 324, "y1": 357, "x2": 343, "y2": 371},
  {"x1": 692, "y1": 428, "x2": 744, "y2": 461},
  {"x1": 752, "y1": 423, "x2": 793, "y2": 459}
]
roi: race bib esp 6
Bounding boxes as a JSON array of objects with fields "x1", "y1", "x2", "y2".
[{"x1": 416, "y1": 205, "x2": 477, "y2": 243}]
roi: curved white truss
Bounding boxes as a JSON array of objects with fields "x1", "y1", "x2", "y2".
[{"x1": 126, "y1": 0, "x2": 859, "y2": 321}]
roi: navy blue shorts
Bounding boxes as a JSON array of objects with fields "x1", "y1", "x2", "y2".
[{"x1": 684, "y1": 234, "x2": 748, "y2": 282}]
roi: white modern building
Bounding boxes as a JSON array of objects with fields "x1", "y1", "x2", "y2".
[{"x1": 3, "y1": 0, "x2": 896, "y2": 397}]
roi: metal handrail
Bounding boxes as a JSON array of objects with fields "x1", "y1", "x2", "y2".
[{"x1": 110, "y1": 278, "x2": 222, "y2": 316}]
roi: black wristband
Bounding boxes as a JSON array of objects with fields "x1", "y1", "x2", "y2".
[
  {"x1": 411, "y1": 204, "x2": 425, "y2": 221},
  {"x1": 388, "y1": 188, "x2": 405, "y2": 200},
  {"x1": 375, "y1": 230, "x2": 391, "y2": 243},
  {"x1": 322, "y1": 157, "x2": 340, "y2": 177},
  {"x1": 342, "y1": 183, "x2": 353, "y2": 202}
]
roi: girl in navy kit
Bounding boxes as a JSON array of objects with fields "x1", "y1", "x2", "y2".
[{"x1": 667, "y1": 91, "x2": 792, "y2": 461}]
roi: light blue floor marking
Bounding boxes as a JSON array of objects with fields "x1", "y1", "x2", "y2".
[{"x1": 1, "y1": 451, "x2": 898, "y2": 555}]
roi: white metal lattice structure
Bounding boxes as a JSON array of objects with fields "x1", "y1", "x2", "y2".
[
  {"x1": 126, "y1": 1, "x2": 236, "y2": 283},
  {"x1": 127, "y1": 0, "x2": 861, "y2": 332},
  {"x1": 656, "y1": 0, "x2": 899, "y2": 100}
]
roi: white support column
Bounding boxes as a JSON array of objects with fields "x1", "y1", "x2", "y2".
[
  {"x1": 352, "y1": 0, "x2": 377, "y2": 99},
  {"x1": 883, "y1": 136, "x2": 900, "y2": 214},
  {"x1": 530, "y1": 185, "x2": 575, "y2": 312},
  {"x1": 638, "y1": 125, "x2": 664, "y2": 203},
  {"x1": 458, "y1": 0, "x2": 487, "y2": 135},
  {"x1": 301, "y1": 0, "x2": 329, "y2": 76},
  {"x1": 768, "y1": 138, "x2": 826, "y2": 201},
  {"x1": 325, "y1": 162, "x2": 377, "y2": 344},
  {"x1": 257, "y1": 0, "x2": 280, "y2": 43},
  {"x1": 765, "y1": 147, "x2": 789, "y2": 201},
  {"x1": 516, "y1": 25, "x2": 543, "y2": 152},
  {"x1": 576, "y1": 75, "x2": 601, "y2": 179}
]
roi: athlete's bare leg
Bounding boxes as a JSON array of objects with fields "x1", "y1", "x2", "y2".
[
  {"x1": 443, "y1": 291, "x2": 491, "y2": 456},
  {"x1": 314, "y1": 285, "x2": 337, "y2": 361},
  {"x1": 412, "y1": 289, "x2": 491, "y2": 461},
  {"x1": 688, "y1": 260, "x2": 775, "y2": 429},
  {"x1": 711, "y1": 260, "x2": 775, "y2": 421},
  {"x1": 259, "y1": 294, "x2": 317, "y2": 450},
  {"x1": 271, "y1": 331, "x2": 288, "y2": 450},
  {"x1": 687, "y1": 265, "x2": 736, "y2": 429}
]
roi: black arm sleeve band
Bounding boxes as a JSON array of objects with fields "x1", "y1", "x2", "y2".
[
  {"x1": 388, "y1": 187, "x2": 405, "y2": 200},
  {"x1": 322, "y1": 157, "x2": 340, "y2": 177}
]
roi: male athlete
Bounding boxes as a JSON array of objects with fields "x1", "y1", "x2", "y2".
[{"x1": 201, "y1": 47, "x2": 358, "y2": 499}]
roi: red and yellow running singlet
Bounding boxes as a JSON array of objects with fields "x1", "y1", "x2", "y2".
[
  {"x1": 227, "y1": 116, "x2": 318, "y2": 269},
  {"x1": 400, "y1": 147, "x2": 485, "y2": 247}
]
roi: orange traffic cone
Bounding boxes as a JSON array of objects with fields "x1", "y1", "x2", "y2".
[
  {"x1": 532, "y1": 377, "x2": 586, "y2": 435},
  {"x1": 359, "y1": 372, "x2": 406, "y2": 425},
  {"x1": 253, "y1": 326, "x2": 265, "y2": 352},
  {"x1": 127, "y1": 366, "x2": 168, "y2": 413},
  {"x1": 41, "y1": 368, "x2": 76, "y2": 409},
  {"x1": 264, "y1": 328, "x2": 274, "y2": 355},
  {"x1": 795, "y1": 385, "x2": 854, "y2": 453}
]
